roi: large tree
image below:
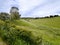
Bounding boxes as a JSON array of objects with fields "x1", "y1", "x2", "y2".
[{"x1": 10, "y1": 7, "x2": 21, "y2": 20}]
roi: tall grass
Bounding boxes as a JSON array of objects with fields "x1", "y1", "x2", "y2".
[{"x1": 0, "y1": 20, "x2": 42, "y2": 45}]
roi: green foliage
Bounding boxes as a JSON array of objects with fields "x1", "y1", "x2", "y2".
[
  {"x1": 28, "y1": 17, "x2": 60, "y2": 45},
  {"x1": 0, "y1": 20, "x2": 42, "y2": 45},
  {"x1": 0, "y1": 12, "x2": 9, "y2": 21},
  {"x1": 0, "y1": 17, "x2": 60, "y2": 45},
  {"x1": 54, "y1": 15, "x2": 59, "y2": 17},
  {"x1": 10, "y1": 12, "x2": 20, "y2": 21},
  {"x1": 50, "y1": 15, "x2": 54, "y2": 18}
]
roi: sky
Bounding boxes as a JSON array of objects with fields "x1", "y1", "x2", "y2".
[{"x1": 0, "y1": 0, "x2": 60, "y2": 17}]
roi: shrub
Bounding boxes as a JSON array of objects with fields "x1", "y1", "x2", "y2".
[
  {"x1": 50, "y1": 15, "x2": 54, "y2": 18},
  {"x1": 0, "y1": 20, "x2": 42, "y2": 45},
  {"x1": 54, "y1": 15, "x2": 59, "y2": 17},
  {"x1": 0, "y1": 12, "x2": 9, "y2": 21},
  {"x1": 44, "y1": 16, "x2": 50, "y2": 18}
]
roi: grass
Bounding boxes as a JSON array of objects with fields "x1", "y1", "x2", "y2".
[
  {"x1": 0, "y1": 17, "x2": 60, "y2": 45},
  {"x1": 29, "y1": 17, "x2": 60, "y2": 28},
  {"x1": 23, "y1": 17, "x2": 60, "y2": 45}
]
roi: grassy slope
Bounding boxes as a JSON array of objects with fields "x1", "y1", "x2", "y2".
[
  {"x1": 12, "y1": 17, "x2": 60, "y2": 45},
  {"x1": 26, "y1": 17, "x2": 60, "y2": 45},
  {"x1": 0, "y1": 17, "x2": 60, "y2": 45},
  {"x1": 0, "y1": 19, "x2": 42, "y2": 45}
]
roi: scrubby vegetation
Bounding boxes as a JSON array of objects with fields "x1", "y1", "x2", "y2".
[
  {"x1": 0, "y1": 19, "x2": 42, "y2": 45},
  {"x1": 0, "y1": 7, "x2": 60, "y2": 45},
  {"x1": 0, "y1": 16, "x2": 60, "y2": 45},
  {"x1": 24, "y1": 17, "x2": 60, "y2": 45},
  {"x1": 0, "y1": 12, "x2": 9, "y2": 21}
]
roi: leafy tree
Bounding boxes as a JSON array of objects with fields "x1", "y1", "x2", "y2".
[
  {"x1": 50, "y1": 15, "x2": 54, "y2": 18},
  {"x1": 10, "y1": 7, "x2": 21, "y2": 20},
  {"x1": 10, "y1": 12, "x2": 20, "y2": 20},
  {"x1": 0, "y1": 12, "x2": 9, "y2": 21},
  {"x1": 54, "y1": 15, "x2": 59, "y2": 17}
]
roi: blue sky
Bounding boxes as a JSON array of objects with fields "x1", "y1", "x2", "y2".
[{"x1": 0, "y1": 0, "x2": 60, "y2": 17}]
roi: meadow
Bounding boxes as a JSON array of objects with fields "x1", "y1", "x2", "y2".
[{"x1": 0, "y1": 17, "x2": 60, "y2": 45}]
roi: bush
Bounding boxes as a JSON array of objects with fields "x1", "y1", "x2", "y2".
[
  {"x1": 10, "y1": 12, "x2": 20, "y2": 21},
  {"x1": 0, "y1": 20, "x2": 42, "y2": 45},
  {"x1": 54, "y1": 15, "x2": 59, "y2": 17},
  {"x1": 0, "y1": 12, "x2": 9, "y2": 21},
  {"x1": 50, "y1": 15, "x2": 54, "y2": 18},
  {"x1": 44, "y1": 16, "x2": 50, "y2": 18}
]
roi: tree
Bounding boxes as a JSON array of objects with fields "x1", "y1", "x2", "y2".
[
  {"x1": 50, "y1": 15, "x2": 54, "y2": 18},
  {"x1": 54, "y1": 15, "x2": 59, "y2": 17},
  {"x1": 0, "y1": 12, "x2": 9, "y2": 21},
  {"x1": 10, "y1": 7, "x2": 21, "y2": 20}
]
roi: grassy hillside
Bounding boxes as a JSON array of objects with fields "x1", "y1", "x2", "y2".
[
  {"x1": 0, "y1": 17, "x2": 60, "y2": 45},
  {"x1": 23, "y1": 17, "x2": 60, "y2": 45}
]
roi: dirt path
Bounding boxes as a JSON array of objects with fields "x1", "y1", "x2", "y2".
[{"x1": 0, "y1": 38, "x2": 7, "y2": 45}]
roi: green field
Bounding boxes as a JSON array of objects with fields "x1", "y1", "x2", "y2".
[{"x1": 0, "y1": 17, "x2": 60, "y2": 45}]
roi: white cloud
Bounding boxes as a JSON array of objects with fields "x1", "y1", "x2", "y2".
[
  {"x1": 0, "y1": 0, "x2": 60, "y2": 17},
  {"x1": 31, "y1": 0, "x2": 60, "y2": 17},
  {"x1": 16, "y1": 0, "x2": 46, "y2": 14},
  {"x1": 20, "y1": 0, "x2": 60, "y2": 17}
]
